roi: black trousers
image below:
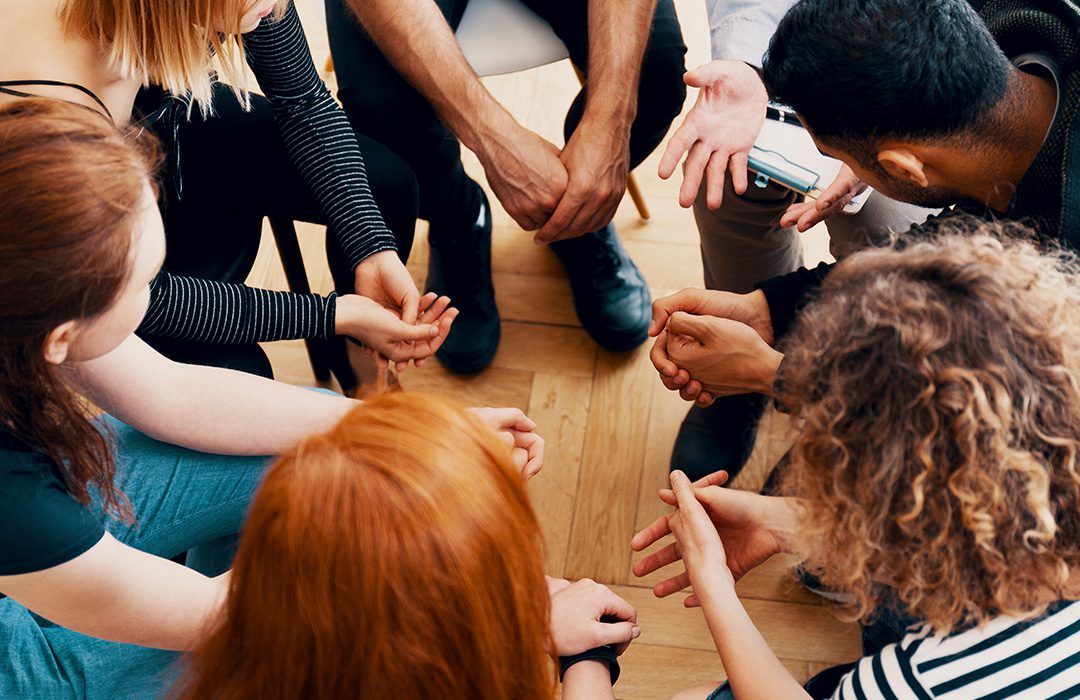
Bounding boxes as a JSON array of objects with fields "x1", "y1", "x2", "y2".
[
  {"x1": 142, "y1": 84, "x2": 418, "y2": 381},
  {"x1": 325, "y1": 0, "x2": 687, "y2": 237}
]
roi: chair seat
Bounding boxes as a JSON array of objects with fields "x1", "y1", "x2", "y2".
[{"x1": 455, "y1": 0, "x2": 570, "y2": 77}]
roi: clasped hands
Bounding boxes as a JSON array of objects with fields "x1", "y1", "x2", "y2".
[{"x1": 648, "y1": 288, "x2": 784, "y2": 406}]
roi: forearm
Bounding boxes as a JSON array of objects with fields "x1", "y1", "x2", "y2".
[
  {"x1": 698, "y1": 584, "x2": 810, "y2": 700},
  {"x1": 77, "y1": 337, "x2": 356, "y2": 455},
  {"x1": 561, "y1": 660, "x2": 616, "y2": 700},
  {"x1": 584, "y1": 0, "x2": 658, "y2": 130},
  {"x1": 345, "y1": 0, "x2": 517, "y2": 154}
]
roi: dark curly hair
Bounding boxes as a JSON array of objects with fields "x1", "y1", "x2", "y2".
[{"x1": 779, "y1": 221, "x2": 1080, "y2": 633}]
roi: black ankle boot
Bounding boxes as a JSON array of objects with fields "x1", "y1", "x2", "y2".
[
  {"x1": 425, "y1": 188, "x2": 500, "y2": 374},
  {"x1": 550, "y1": 225, "x2": 650, "y2": 351},
  {"x1": 669, "y1": 394, "x2": 767, "y2": 482}
]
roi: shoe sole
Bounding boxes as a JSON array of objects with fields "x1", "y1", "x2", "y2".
[{"x1": 435, "y1": 323, "x2": 501, "y2": 374}]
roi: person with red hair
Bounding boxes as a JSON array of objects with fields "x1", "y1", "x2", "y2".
[{"x1": 176, "y1": 392, "x2": 641, "y2": 700}]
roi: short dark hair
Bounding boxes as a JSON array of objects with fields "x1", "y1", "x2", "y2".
[{"x1": 762, "y1": 0, "x2": 1011, "y2": 149}]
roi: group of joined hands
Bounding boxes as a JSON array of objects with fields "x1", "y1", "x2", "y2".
[{"x1": 333, "y1": 56, "x2": 873, "y2": 656}]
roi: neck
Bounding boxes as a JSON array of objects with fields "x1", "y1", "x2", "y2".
[{"x1": 968, "y1": 70, "x2": 1058, "y2": 212}]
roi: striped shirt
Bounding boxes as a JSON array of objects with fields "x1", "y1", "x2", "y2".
[
  {"x1": 139, "y1": 1, "x2": 395, "y2": 345},
  {"x1": 831, "y1": 601, "x2": 1080, "y2": 699}
]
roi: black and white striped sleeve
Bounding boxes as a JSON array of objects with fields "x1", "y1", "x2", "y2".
[
  {"x1": 137, "y1": 270, "x2": 336, "y2": 343},
  {"x1": 243, "y1": 2, "x2": 397, "y2": 271}
]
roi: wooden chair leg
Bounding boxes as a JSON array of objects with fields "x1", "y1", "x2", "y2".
[
  {"x1": 626, "y1": 172, "x2": 650, "y2": 221},
  {"x1": 267, "y1": 217, "x2": 332, "y2": 382},
  {"x1": 573, "y1": 65, "x2": 650, "y2": 222}
]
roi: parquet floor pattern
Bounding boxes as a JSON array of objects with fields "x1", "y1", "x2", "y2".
[{"x1": 247, "y1": 2, "x2": 860, "y2": 696}]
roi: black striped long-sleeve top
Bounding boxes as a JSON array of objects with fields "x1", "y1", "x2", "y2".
[{"x1": 139, "y1": 1, "x2": 394, "y2": 345}]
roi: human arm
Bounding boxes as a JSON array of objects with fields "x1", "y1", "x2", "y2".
[
  {"x1": 243, "y1": 6, "x2": 420, "y2": 322},
  {"x1": 533, "y1": 0, "x2": 659, "y2": 243},
  {"x1": 661, "y1": 471, "x2": 810, "y2": 700},
  {"x1": 562, "y1": 661, "x2": 616, "y2": 700},
  {"x1": 0, "y1": 533, "x2": 226, "y2": 651},
  {"x1": 345, "y1": 0, "x2": 568, "y2": 232},
  {"x1": 74, "y1": 335, "x2": 357, "y2": 455}
]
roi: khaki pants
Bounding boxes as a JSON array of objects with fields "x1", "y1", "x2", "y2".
[{"x1": 694, "y1": 179, "x2": 933, "y2": 293}]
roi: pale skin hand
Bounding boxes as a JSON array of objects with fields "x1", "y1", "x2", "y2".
[
  {"x1": 654, "y1": 471, "x2": 810, "y2": 700},
  {"x1": 466, "y1": 407, "x2": 545, "y2": 479},
  {"x1": 546, "y1": 577, "x2": 641, "y2": 656},
  {"x1": 658, "y1": 60, "x2": 770, "y2": 209},
  {"x1": 780, "y1": 164, "x2": 866, "y2": 232},
  {"x1": 632, "y1": 470, "x2": 797, "y2": 607},
  {"x1": 648, "y1": 289, "x2": 781, "y2": 406},
  {"x1": 336, "y1": 291, "x2": 458, "y2": 372}
]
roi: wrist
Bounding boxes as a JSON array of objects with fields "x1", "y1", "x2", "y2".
[
  {"x1": 763, "y1": 497, "x2": 800, "y2": 554},
  {"x1": 332, "y1": 295, "x2": 362, "y2": 338},
  {"x1": 467, "y1": 104, "x2": 523, "y2": 162},
  {"x1": 757, "y1": 349, "x2": 785, "y2": 397},
  {"x1": 561, "y1": 658, "x2": 613, "y2": 685}
]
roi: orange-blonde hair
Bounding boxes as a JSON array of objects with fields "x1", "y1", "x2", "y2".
[
  {"x1": 779, "y1": 223, "x2": 1080, "y2": 634},
  {"x1": 59, "y1": 0, "x2": 288, "y2": 115},
  {"x1": 175, "y1": 393, "x2": 556, "y2": 700}
]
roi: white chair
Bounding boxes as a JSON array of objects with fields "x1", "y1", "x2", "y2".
[{"x1": 325, "y1": 0, "x2": 650, "y2": 219}]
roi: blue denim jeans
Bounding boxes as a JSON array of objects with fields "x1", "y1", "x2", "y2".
[{"x1": 0, "y1": 417, "x2": 270, "y2": 700}]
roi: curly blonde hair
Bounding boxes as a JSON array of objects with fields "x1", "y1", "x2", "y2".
[{"x1": 779, "y1": 220, "x2": 1080, "y2": 634}]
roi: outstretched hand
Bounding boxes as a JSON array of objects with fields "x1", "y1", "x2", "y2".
[
  {"x1": 335, "y1": 292, "x2": 458, "y2": 372},
  {"x1": 632, "y1": 470, "x2": 787, "y2": 607},
  {"x1": 658, "y1": 61, "x2": 769, "y2": 209}
]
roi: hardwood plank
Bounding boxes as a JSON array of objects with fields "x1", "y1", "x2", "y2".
[
  {"x1": 526, "y1": 373, "x2": 593, "y2": 576},
  {"x1": 564, "y1": 347, "x2": 656, "y2": 583},
  {"x1": 492, "y1": 322, "x2": 597, "y2": 377},
  {"x1": 611, "y1": 585, "x2": 861, "y2": 664},
  {"x1": 399, "y1": 363, "x2": 533, "y2": 411},
  {"x1": 634, "y1": 380, "x2": 692, "y2": 533},
  {"x1": 494, "y1": 272, "x2": 580, "y2": 327},
  {"x1": 622, "y1": 238, "x2": 705, "y2": 292}
]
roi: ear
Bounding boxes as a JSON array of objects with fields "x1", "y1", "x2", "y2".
[
  {"x1": 43, "y1": 321, "x2": 78, "y2": 365},
  {"x1": 877, "y1": 147, "x2": 930, "y2": 188}
]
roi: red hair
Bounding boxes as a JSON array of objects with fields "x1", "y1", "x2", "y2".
[{"x1": 175, "y1": 393, "x2": 555, "y2": 699}]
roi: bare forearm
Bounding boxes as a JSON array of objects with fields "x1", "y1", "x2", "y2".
[
  {"x1": 699, "y1": 585, "x2": 811, "y2": 700},
  {"x1": 584, "y1": 0, "x2": 657, "y2": 129},
  {"x1": 345, "y1": 0, "x2": 516, "y2": 153},
  {"x1": 561, "y1": 660, "x2": 615, "y2": 700},
  {"x1": 77, "y1": 337, "x2": 355, "y2": 455}
]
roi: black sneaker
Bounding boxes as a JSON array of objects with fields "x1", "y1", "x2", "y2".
[
  {"x1": 669, "y1": 394, "x2": 767, "y2": 482},
  {"x1": 425, "y1": 187, "x2": 500, "y2": 374},
  {"x1": 550, "y1": 225, "x2": 650, "y2": 351}
]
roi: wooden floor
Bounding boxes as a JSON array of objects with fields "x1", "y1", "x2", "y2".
[{"x1": 249, "y1": 1, "x2": 859, "y2": 697}]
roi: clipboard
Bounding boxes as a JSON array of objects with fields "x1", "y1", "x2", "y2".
[{"x1": 748, "y1": 105, "x2": 872, "y2": 213}]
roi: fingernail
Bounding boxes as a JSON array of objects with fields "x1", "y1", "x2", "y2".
[
  {"x1": 632, "y1": 626, "x2": 642, "y2": 638},
  {"x1": 821, "y1": 199, "x2": 832, "y2": 208}
]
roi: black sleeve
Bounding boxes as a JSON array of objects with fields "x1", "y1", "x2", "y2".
[
  {"x1": 138, "y1": 270, "x2": 337, "y2": 344},
  {"x1": 0, "y1": 450, "x2": 105, "y2": 576},
  {"x1": 243, "y1": 3, "x2": 397, "y2": 270},
  {"x1": 755, "y1": 262, "x2": 834, "y2": 342}
]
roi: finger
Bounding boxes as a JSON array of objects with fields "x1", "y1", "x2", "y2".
[
  {"x1": 399, "y1": 289, "x2": 420, "y2": 326},
  {"x1": 593, "y1": 621, "x2": 641, "y2": 652},
  {"x1": 483, "y1": 407, "x2": 537, "y2": 432},
  {"x1": 666, "y1": 311, "x2": 710, "y2": 341},
  {"x1": 649, "y1": 290, "x2": 701, "y2": 336},
  {"x1": 510, "y1": 446, "x2": 528, "y2": 472},
  {"x1": 679, "y1": 380, "x2": 703, "y2": 402},
  {"x1": 652, "y1": 570, "x2": 691, "y2": 598},
  {"x1": 729, "y1": 151, "x2": 750, "y2": 196},
  {"x1": 658, "y1": 121, "x2": 698, "y2": 180},
  {"x1": 670, "y1": 470, "x2": 696, "y2": 511},
  {"x1": 658, "y1": 469, "x2": 730, "y2": 505},
  {"x1": 534, "y1": 189, "x2": 584, "y2": 244},
  {"x1": 649, "y1": 332, "x2": 680, "y2": 378},
  {"x1": 631, "y1": 541, "x2": 682, "y2": 578},
  {"x1": 684, "y1": 593, "x2": 701, "y2": 608},
  {"x1": 630, "y1": 513, "x2": 673, "y2": 551},
  {"x1": 548, "y1": 576, "x2": 571, "y2": 593},
  {"x1": 696, "y1": 391, "x2": 717, "y2": 407},
  {"x1": 416, "y1": 291, "x2": 439, "y2": 316},
  {"x1": 679, "y1": 142, "x2": 711, "y2": 208},
  {"x1": 513, "y1": 430, "x2": 544, "y2": 477},
  {"x1": 597, "y1": 587, "x2": 638, "y2": 624},
  {"x1": 497, "y1": 430, "x2": 516, "y2": 451},
  {"x1": 704, "y1": 153, "x2": 727, "y2": 210},
  {"x1": 780, "y1": 201, "x2": 814, "y2": 228}
]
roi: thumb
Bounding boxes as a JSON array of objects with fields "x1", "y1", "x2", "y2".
[
  {"x1": 393, "y1": 320, "x2": 439, "y2": 342},
  {"x1": 669, "y1": 469, "x2": 696, "y2": 511},
  {"x1": 666, "y1": 312, "x2": 711, "y2": 342},
  {"x1": 593, "y1": 620, "x2": 642, "y2": 647}
]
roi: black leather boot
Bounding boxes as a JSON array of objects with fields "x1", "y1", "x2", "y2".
[
  {"x1": 425, "y1": 187, "x2": 500, "y2": 374},
  {"x1": 669, "y1": 393, "x2": 768, "y2": 482},
  {"x1": 550, "y1": 224, "x2": 651, "y2": 351}
]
